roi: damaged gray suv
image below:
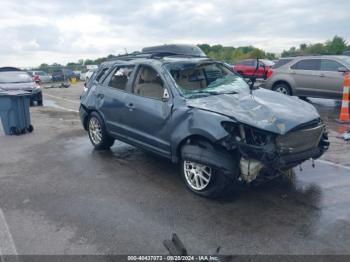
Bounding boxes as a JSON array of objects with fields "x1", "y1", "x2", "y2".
[{"x1": 79, "y1": 52, "x2": 329, "y2": 198}]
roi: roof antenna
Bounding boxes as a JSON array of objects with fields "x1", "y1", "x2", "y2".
[{"x1": 124, "y1": 48, "x2": 128, "y2": 55}]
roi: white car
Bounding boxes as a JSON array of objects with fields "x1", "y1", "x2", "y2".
[{"x1": 85, "y1": 69, "x2": 96, "y2": 83}]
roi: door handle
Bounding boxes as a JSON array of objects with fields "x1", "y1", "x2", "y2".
[
  {"x1": 97, "y1": 93, "x2": 104, "y2": 98},
  {"x1": 319, "y1": 73, "x2": 325, "y2": 77}
]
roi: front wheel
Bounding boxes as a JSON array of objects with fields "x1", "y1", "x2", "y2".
[
  {"x1": 88, "y1": 112, "x2": 114, "y2": 150},
  {"x1": 180, "y1": 159, "x2": 234, "y2": 198}
]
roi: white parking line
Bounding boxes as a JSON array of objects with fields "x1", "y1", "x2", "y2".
[
  {"x1": 0, "y1": 209, "x2": 18, "y2": 259},
  {"x1": 44, "y1": 94, "x2": 80, "y2": 104},
  {"x1": 316, "y1": 159, "x2": 350, "y2": 171}
]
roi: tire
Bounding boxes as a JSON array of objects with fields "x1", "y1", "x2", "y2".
[
  {"x1": 37, "y1": 100, "x2": 43, "y2": 106},
  {"x1": 27, "y1": 125, "x2": 34, "y2": 133},
  {"x1": 180, "y1": 142, "x2": 236, "y2": 198},
  {"x1": 10, "y1": 127, "x2": 21, "y2": 136},
  {"x1": 272, "y1": 83, "x2": 292, "y2": 95},
  {"x1": 87, "y1": 112, "x2": 114, "y2": 150}
]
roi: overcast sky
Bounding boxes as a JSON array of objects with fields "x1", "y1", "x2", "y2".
[{"x1": 1, "y1": 0, "x2": 349, "y2": 67}]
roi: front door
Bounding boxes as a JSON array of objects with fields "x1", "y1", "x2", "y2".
[
  {"x1": 289, "y1": 59, "x2": 321, "y2": 96},
  {"x1": 316, "y1": 59, "x2": 345, "y2": 99},
  {"x1": 121, "y1": 65, "x2": 173, "y2": 158}
]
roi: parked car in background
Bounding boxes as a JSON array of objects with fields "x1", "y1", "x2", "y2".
[
  {"x1": 27, "y1": 71, "x2": 52, "y2": 83},
  {"x1": 80, "y1": 71, "x2": 87, "y2": 81},
  {"x1": 262, "y1": 55, "x2": 350, "y2": 99},
  {"x1": 73, "y1": 71, "x2": 81, "y2": 80},
  {"x1": 343, "y1": 51, "x2": 350, "y2": 56},
  {"x1": 233, "y1": 59, "x2": 274, "y2": 79},
  {"x1": 0, "y1": 68, "x2": 43, "y2": 106},
  {"x1": 79, "y1": 51, "x2": 328, "y2": 198},
  {"x1": 52, "y1": 68, "x2": 74, "y2": 82}
]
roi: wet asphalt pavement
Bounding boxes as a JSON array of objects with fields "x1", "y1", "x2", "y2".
[{"x1": 0, "y1": 83, "x2": 350, "y2": 255}]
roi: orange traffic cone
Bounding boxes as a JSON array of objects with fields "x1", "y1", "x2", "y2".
[{"x1": 338, "y1": 71, "x2": 350, "y2": 123}]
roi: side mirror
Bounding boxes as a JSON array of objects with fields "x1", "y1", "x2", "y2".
[
  {"x1": 162, "y1": 88, "x2": 170, "y2": 102},
  {"x1": 338, "y1": 67, "x2": 349, "y2": 72}
]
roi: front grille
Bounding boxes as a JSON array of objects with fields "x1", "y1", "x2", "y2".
[{"x1": 276, "y1": 123, "x2": 324, "y2": 154}]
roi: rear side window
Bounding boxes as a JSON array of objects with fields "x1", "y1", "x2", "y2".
[
  {"x1": 272, "y1": 59, "x2": 293, "y2": 69},
  {"x1": 107, "y1": 65, "x2": 135, "y2": 91},
  {"x1": 95, "y1": 67, "x2": 110, "y2": 82},
  {"x1": 321, "y1": 59, "x2": 343, "y2": 72},
  {"x1": 291, "y1": 59, "x2": 321, "y2": 70}
]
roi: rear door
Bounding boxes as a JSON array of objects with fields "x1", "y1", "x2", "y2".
[
  {"x1": 317, "y1": 59, "x2": 344, "y2": 98},
  {"x1": 96, "y1": 64, "x2": 136, "y2": 136},
  {"x1": 289, "y1": 59, "x2": 321, "y2": 96}
]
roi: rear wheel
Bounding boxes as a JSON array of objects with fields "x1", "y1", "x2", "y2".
[
  {"x1": 272, "y1": 83, "x2": 292, "y2": 95},
  {"x1": 88, "y1": 112, "x2": 114, "y2": 150}
]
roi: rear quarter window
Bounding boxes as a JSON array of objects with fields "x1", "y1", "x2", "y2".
[
  {"x1": 272, "y1": 59, "x2": 293, "y2": 69},
  {"x1": 95, "y1": 67, "x2": 110, "y2": 83}
]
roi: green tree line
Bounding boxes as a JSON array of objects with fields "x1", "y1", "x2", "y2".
[
  {"x1": 36, "y1": 36, "x2": 349, "y2": 73},
  {"x1": 281, "y1": 36, "x2": 350, "y2": 57}
]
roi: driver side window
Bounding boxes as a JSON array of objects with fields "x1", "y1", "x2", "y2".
[{"x1": 133, "y1": 66, "x2": 165, "y2": 100}]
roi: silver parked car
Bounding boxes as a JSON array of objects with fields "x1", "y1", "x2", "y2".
[
  {"x1": 27, "y1": 70, "x2": 52, "y2": 83},
  {"x1": 263, "y1": 56, "x2": 350, "y2": 99}
]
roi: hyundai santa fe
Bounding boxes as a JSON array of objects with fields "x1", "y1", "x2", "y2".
[{"x1": 79, "y1": 52, "x2": 329, "y2": 198}]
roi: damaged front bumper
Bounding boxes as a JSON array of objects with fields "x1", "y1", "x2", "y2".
[{"x1": 220, "y1": 119, "x2": 329, "y2": 182}]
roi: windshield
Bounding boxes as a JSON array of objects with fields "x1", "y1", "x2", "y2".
[
  {"x1": 339, "y1": 56, "x2": 350, "y2": 66},
  {"x1": 165, "y1": 62, "x2": 249, "y2": 98},
  {"x1": 0, "y1": 72, "x2": 33, "y2": 83},
  {"x1": 260, "y1": 59, "x2": 275, "y2": 66},
  {"x1": 36, "y1": 71, "x2": 47, "y2": 76}
]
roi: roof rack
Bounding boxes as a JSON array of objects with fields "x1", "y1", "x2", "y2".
[{"x1": 107, "y1": 51, "x2": 208, "y2": 62}]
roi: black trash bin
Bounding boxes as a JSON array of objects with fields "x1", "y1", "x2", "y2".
[{"x1": 0, "y1": 90, "x2": 33, "y2": 135}]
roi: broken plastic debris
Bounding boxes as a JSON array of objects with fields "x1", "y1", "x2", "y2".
[{"x1": 342, "y1": 129, "x2": 350, "y2": 141}]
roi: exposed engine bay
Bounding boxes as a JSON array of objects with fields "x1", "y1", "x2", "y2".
[{"x1": 220, "y1": 119, "x2": 329, "y2": 183}]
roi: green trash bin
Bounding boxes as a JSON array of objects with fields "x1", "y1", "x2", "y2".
[{"x1": 0, "y1": 90, "x2": 33, "y2": 135}]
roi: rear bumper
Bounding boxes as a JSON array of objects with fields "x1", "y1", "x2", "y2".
[{"x1": 79, "y1": 105, "x2": 89, "y2": 130}]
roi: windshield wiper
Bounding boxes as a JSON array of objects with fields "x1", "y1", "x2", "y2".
[
  {"x1": 186, "y1": 90, "x2": 237, "y2": 98},
  {"x1": 206, "y1": 90, "x2": 237, "y2": 95}
]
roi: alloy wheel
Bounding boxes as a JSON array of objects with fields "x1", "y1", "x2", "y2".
[
  {"x1": 89, "y1": 117, "x2": 102, "y2": 145},
  {"x1": 275, "y1": 86, "x2": 289, "y2": 95},
  {"x1": 183, "y1": 160, "x2": 212, "y2": 191}
]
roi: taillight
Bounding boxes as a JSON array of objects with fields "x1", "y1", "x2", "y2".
[{"x1": 266, "y1": 69, "x2": 273, "y2": 79}]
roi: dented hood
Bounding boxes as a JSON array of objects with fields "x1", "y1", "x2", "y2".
[{"x1": 186, "y1": 88, "x2": 320, "y2": 135}]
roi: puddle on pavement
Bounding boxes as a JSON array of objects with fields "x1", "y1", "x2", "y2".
[{"x1": 43, "y1": 99, "x2": 77, "y2": 112}]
